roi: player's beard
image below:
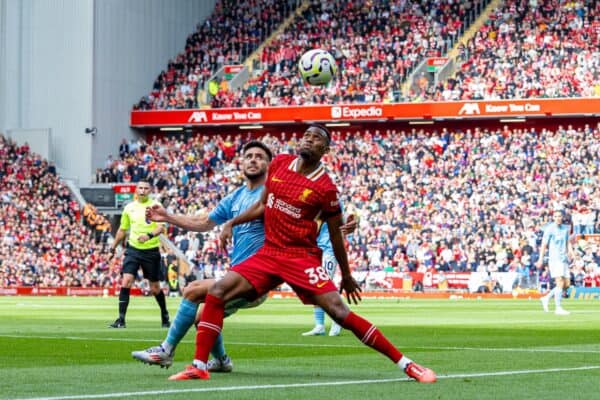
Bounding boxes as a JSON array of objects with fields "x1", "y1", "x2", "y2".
[
  {"x1": 244, "y1": 171, "x2": 265, "y2": 181},
  {"x1": 299, "y1": 149, "x2": 312, "y2": 160}
]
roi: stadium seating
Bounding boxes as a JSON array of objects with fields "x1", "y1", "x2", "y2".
[
  {"x1": 134, "y1": 0, "x2": 301, "y2": 110},
  {"x1": 134, "y1": 1, "x2": 598, "y2": 110},
  {"x1": 95, "y1": 123, "x2": 600, "y2": 289},
  {"x1": 0, "y1": 134, "x2": 120, "y2": 288},
  {"x1": 212, "y1": 0, "x2": 490, "y2": 107},
  {"x1": 3, "y1": 122, "x2": 599, "y2": 288},
  {"x1": 423, "y1": 0, "x2": 600, "y2": 100}
]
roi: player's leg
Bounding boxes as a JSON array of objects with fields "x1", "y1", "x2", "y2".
[
  {"x1": 544, "y1": 262, "x2": 568, "y2": 314},
  {"x1": 165, "y1": 280, "x2": 214, "y2": 353},
  {"x1": 328, "y1": 314, "x2": 342, "y2": 336},
  {"x1": 303, "y1": 254, "x2": 334, "y2": 336},
  {"x1": 323, "y1": 254, "x2": 342, "y2": 336},
  {"x1": 143, "y1": 250, "x2": 170, "y2": 327},
  {"x1": 554, "y1": 276, "x2": 570, "y2": 315},
  {"x1": 314, "y1": 291, "x2": 436, "y2": 383},
  {"x1": 110, "y1": 272, "x2": 134, "y2": 328},
  {"x1": 206, "y1": 332, "x2": 233, "y2": 372},
  {"x1": 169, "y1": 254, "x2": 279, "y2": 380},
  {"x1": 207, "y1": 294, "x2": 269, "y2": 373},
  {"x1": 190, "y1": 303, "x2": 232, "y2": 373},
  {"x1": 540, "y1": 266, "x2": 555, "y2": 312},
  {"x1": 110, "y1": 251, "x2": 139, "y2": 328},
  {"x1": 132, "y1": 279, "x2": 214, "y2": 368},
  {"x1": 168, "y1": 271, "x2": 257, "y2": 380}
]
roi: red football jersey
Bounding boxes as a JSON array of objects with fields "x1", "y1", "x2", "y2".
[{"x1": 262, "y1": 154, "x2": 341, "y2": 258}]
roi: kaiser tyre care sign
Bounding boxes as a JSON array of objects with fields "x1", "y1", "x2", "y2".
[{"x1": 131, "y1": 98, "x2": 600, "y2": 126}]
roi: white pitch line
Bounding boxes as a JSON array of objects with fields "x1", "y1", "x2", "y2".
[
  {"x1": 9, "y1": 366, "x2": 600, "y2": 400},
  {"x1": 1, "y1": 334, "x2": 600, "y2": 354}
]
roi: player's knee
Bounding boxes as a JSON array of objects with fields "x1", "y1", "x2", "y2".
[
  {"x1": 322, "y1": 296, "x2": 349, "y2": 322},
  {"x1": 183, "y1": 285, "x2": 206, "y2": 302},
  {"x1": 329, "y1": 306, "x2": 349, "y2": 323},
  {"x1": 207, "y1": 281, "x2": 226, "y2": 299},
  {"x1": 149, "y1": 286, "x2": 161, "y2": 296},
  {"x1": 182, "y1": 286, "x2": 194, "y2": 300}
]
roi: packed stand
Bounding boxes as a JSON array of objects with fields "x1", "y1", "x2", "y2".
[
  {"x1": 0, "y1": 134, "x2": 121, "y2": 288},
  {"x1": 326, "y1": 124, "x2": 599, "y2": 292},
  {"x1": 98, "y1": 123, "x2": 600, "y2": 291},
  {"x1": 422, "y1": 0, "x2": 600, "y2": 101},
  {"x1": 211, "y1": 0, "x2": 489, "y2": 108},
  {"x1": 134, "y1": 0, "x2": 301, "y2": 110},
  {"x1": 5, "y1": 122, "x2": 600, "y2": 290}
]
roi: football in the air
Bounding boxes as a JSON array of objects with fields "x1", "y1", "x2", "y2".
[{"x1": 298, "y1": 49, "x2": 337, "y2": 86}]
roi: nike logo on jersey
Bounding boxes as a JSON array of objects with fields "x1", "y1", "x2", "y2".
[
  {"x1": 317, "y1": 281, "x2": 328, "y2": 288},
  {"x1": 271, "y1": 176, "x2": 285, "y2": 183}
]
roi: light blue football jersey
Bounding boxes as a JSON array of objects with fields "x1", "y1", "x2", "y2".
[
  {"x1": 541, "y1": 223, "x2": 570, "y2": 264},
  {"x1": 209, "y1": 185, "x2": 264, "y2": 265}
]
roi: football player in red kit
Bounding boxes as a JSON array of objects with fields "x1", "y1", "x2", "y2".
[{"x1": 168, "y1": 125, "x2": 436, "y2": 384}]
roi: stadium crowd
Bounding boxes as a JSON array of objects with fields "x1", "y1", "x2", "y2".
[
  {"x1": 419, "y1": 0, "x2": 600, "y2": 101},
  {"x1": 0, "y1": 134, "x2": 120, "y2": 288},
  {"x1": 94, "y1": 122, "x2": 600, "y2": 291},
  {"x1": 133, "y1": 0, "x2": 301, "y2": 111},
  {"x1": 212, "y1": 0, "x2": 599, "y2": 107},
  {"x1": 132, "y1": 0, "x2": 491, "y2": 110},
  {"x1": 211, "y1": 0, "x2": 488, "y2": 108},
  {"x1": 2, "y1": 121, "x2": 600, "y2": 289},
  {"x1": 132, "y1": 0, "x2": 598, "y2": 112}
]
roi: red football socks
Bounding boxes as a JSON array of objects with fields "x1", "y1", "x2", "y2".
[
  {"x1": 342, "y1": 311, "x2": 402, "y2": 363},
  {"x1": 194, "y1": 294, "x2": 225, "y2": 363}
]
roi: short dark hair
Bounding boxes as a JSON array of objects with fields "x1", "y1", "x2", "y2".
[
  {"x1": 137, "y1": 178, "x2": 153, "y2": 186},
  {"x1": 309, "y1": 124, "x2": 331, "y2": 144},
  {"x1": 242, "y1": 140, "x2": 273, "y2": 161}
]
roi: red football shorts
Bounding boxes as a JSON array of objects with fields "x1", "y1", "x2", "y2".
[{"x1": 231, "y1": 248, "x2": 338, "y2": 304}]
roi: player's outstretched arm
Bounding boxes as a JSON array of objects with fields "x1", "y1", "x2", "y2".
[
  {"x1": 146, "y1": 205, "x2": 217, "y2": 233},
  {"x1": 327, "y1": 214, "x2": 362, "y2": 305}
]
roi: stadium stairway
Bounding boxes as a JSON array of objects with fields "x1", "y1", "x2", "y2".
[
  {"x1": 401, "y1": 0, "x2": 499, "y2": 96},
  {"x1": 243, "y1": 0, "x2": 310, "y2": 74},
  {"x1": 198, "y1": 0, "x2": 310, "y2": 106},
  {"x1": 446, "y1": 0, "x2": 501, "y2": 61}
]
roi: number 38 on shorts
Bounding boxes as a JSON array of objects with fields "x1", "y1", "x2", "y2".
[{"x1": 304, "y1": 266, "x2": 330, "y2": 285}]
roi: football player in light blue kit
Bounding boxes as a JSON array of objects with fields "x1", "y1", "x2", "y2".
[
  {"x1": 537, "y1": 209, "x2": 574, "y2": 315},
  {"x1": 132, "y1": 141, "x2": 272, "y2": 371},
  {"x1": 302, "y1": 215, "x2": 356, "y2": 336}
]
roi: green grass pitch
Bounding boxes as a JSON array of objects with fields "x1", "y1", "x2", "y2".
[{"x1": 1, "y1": 296, "x2": 599, "y2": 400}]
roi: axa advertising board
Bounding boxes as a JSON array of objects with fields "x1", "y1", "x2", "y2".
[{"x1": 130, "y1": 98, "x2": 600, "y2": 126}]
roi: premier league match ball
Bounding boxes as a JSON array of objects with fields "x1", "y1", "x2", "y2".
[{"x1": 298, "y1": 49, "x2": 337, "y2": 86}]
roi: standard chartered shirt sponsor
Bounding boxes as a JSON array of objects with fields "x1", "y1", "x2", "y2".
[{"x1": 274, "y1": 198, "x2": 301, "y2": 218}]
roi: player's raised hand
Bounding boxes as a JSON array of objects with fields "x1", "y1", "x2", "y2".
[
  {"x1": 340, "y1": 213, "x2": 358, "y2": 236},
  {"x1": 219, "y1": 221, "x2": 233, "y2": 251},
  {"x1": 146, "y1": 204, "x2": 168, "y2": 222},
  {"x1": 339, "y1": 274, "x2": 362, "y2": 305}
]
